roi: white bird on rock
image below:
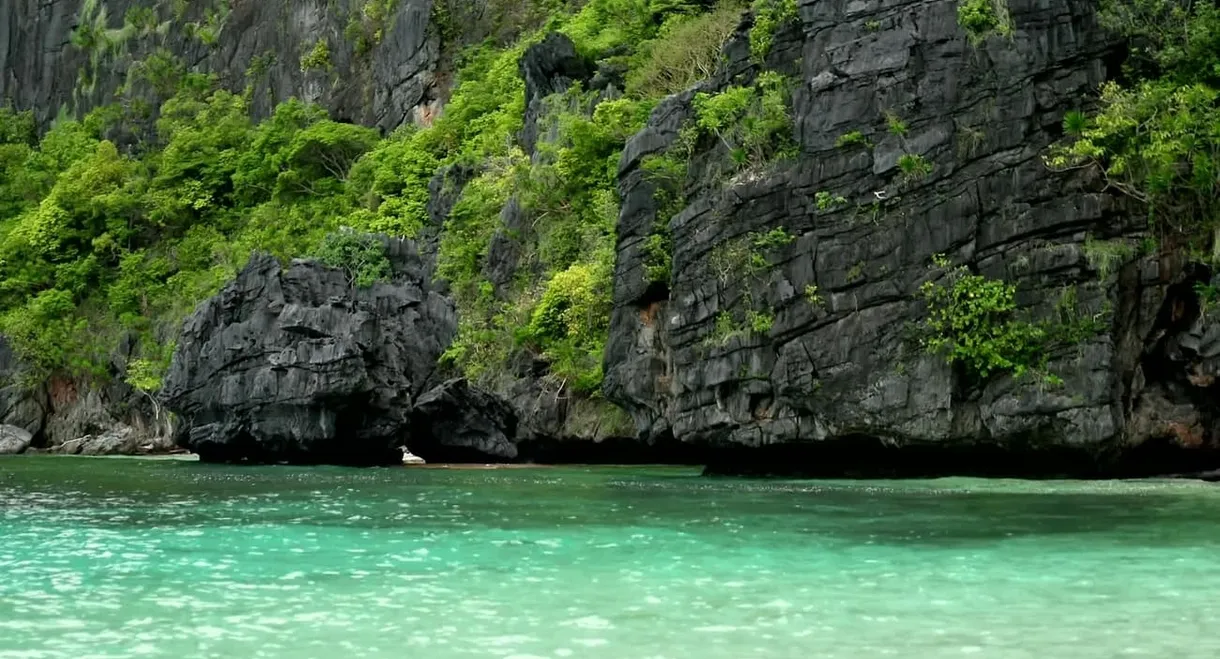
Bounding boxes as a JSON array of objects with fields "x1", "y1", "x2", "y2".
[{"x1": 399, "y1": 446, "x2": 426, "y2": 465}]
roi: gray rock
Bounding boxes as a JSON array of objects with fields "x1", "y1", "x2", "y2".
[
  {"x1": 161, "y1": 236, "x2": 456, "y2": 465},
  {"x1": 411, "y1": 378, "x2": 519, "y2": 461},
  {"x1": 0, "y1": 337, "x2": 46, "y2": 436},
  {"x1": 52, "y1": 425, "x2": 141, "y2": 456},
  {"x1": 483, "y1": 197, "x2": 528, "y2": 297},
  {"x1": 43, "y1": 389, "x2": 123, "y2": 449},
  {"x1": 518, "y1": 32, "x2": 593, "y2": 155},
  {"x1": 601, "y1": 0, "x2": 1220, "y2": 476},
  {"x1": 1, "y1": 0, "x2": 441, "y2": 132},
  {"x1": 0, "y1": 335, "x2": 168, "y2": 454},
  {"x1": 0, "y1": 424, "x2": 31, "y2": 455}
]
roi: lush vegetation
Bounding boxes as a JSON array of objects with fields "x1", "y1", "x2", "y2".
[
  {"x1": 956, "y1": 0, "x2": 1013, "y2": 44},
  {"x1": 0, "y1": 0, "x2": 767, "y2": 403},
  {"x1": 691, "y1": 71, "x2": 797, "y2": 168},
  {"x1": 436, "y1": 0, "x2": 750, "y2": 394},
  {"x1": 919, "y1": 256, "x2": 1104, "y2": 382},
  {"x1": 626, "y1": 2, "x2": 743, "y2": 97},
  {"x1": 925, "y1": 0, "x2": 1220, "y2": 383},
  {"x1": 0, "y1": 86, "x2": 399, "y2": 388},
  {"x1": 311, "y1": 230, "x2": 392, "y2": 288},
  {"x1": 1048, "y1": 0, "x2": 1220, "y2": 253},
  {"x1": 748, "y1": 0, "x2": 798, "y2": 61}
]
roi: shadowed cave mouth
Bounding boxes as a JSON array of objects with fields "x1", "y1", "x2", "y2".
[
  {"x1": 701, "y1": 435, "x2": 1220, "y2": 480},
  {"x1": 410, "y1": 429, "x2": 712, "y2": 466}
]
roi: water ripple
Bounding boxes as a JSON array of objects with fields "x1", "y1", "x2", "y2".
[{"x1": 3, "y1": 458, "x2": 1220, "y2": 658}]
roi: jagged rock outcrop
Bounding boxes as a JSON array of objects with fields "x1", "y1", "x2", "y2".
[
  {"x1": 160, "y1": 236, "x2": 456, "y2": 465},
  {"x1": 0, "y1": 0, "x2": 441, "y2": 132},
  {"x1": 10, "y1": 0, "x2": 1219, "y2": 475},
  {"x1": 604, "y1": 0, "x2": 1220, "y2": 476},
  {"x1": 406, "y1": 376, "x2": 704, "y2": 464},
  {"x1": 461, "y1": 31, "x2": 646, "y2": 451},
  {"x1": 410, "y1": 378, "x2": 519, "y2": 461}
]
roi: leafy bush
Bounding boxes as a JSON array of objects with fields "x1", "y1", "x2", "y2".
[
  {"x1": 815, "y1": 190, "x2": 848, "y2": 210},
  {"x1": 693, "y1": 71, "x2": 796, "y2": 167},
  {"x1": 125, "y1": 352, "x2": 173, "y2": 394},
  {"x1": 705, "y1": 310, "x2": 743, "y2": 346},
  {"x1": 835, "y1": 130, "x2": 870, "y2": 148},
  {"x1": 1045, "y1": 0, "x2": 1220, "y2": 244},
  {"x1": 749, "y1": 0, "x2": 798, "y2": 61},
  {"x1": 0, "y1": 289, "x2": 100, "y2": 381},
  {"x1": 311, "y1": 230, "x2": 392, "y2": 288},
  {"x1": 300, "y1": 39, "x2": 332, "y2": 71},
  {"x1": 885, "y1": 111, "x2": 909, "y2": 137},
  {"x1": 1049, "y1": 80, "x2": 1220, "y2": 237},
  {"x1": 751, "y1": 227, "x2": 796, "y2": 249},
  {"x1": 344, "y1": 127, "x2": 439, "y2": 238},
  {"x1": 522, "y1": 257, "x2": 614, "y2": 393},
  {"x1": 346, "y1": 0, "x2": 399, "y2": 54},
  {"x1": 747, "y1": 309, "x2": 774, "y2": 334},
  {"x1": 1062, "y1": 110, "x2": 1088, "y2": 135},
  {"x1": 643, "y1": 231, "x2": 673, "y2": 283},
  {"x1": 0, "y1": 107, "x2": 35, "y2": 146},
  {"x1": 919, "y1": 259, "x2": 1104, "y2": 380},
  {"x1": 804, "y1": 284, "x2": 824, "y2": 307},
  {"x1": 627, "y1": 3, "x2": 742, "y2": 97},
  {"x1": 956, "y1": 0, "x2": 1013, "y2": 44},
  {"x1": 897, "y1": 153, "x2": 933, "y2": 181},
  {"x1": 920, "y1": 265, "x2": 1047, "y2": 378},
  {"x1": 1082, "y1": 237, "x2": 1136, "y2": 278}
]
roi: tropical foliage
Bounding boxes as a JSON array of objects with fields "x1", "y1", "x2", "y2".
[
  {"x1": 0, "y1": 0, "x2": 766, "y2": 399},
  {"x1": 1047, "y1": 0, "x2": 1220, "y2": 247}
]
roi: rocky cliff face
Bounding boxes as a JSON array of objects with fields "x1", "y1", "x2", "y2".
[
  {"x1": 160, "y1": 237, "x2": 455, "y2": 464},
  {"x1": 1, "y1": 0, "x2": 440, "y2": 131},
  {"x1": 8, "y1": 0, "x2": 1220, "y2": 476},
  {"x1": 605, "y1": 0, "x2": 1220, "y2": 477}
]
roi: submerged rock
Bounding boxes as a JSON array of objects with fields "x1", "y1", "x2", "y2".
[
  {"x1": 161, "y1": 237, "x2": 456, "y2": 465},
  {"x1": 0, "y1": 425, "x2": 31, "y2": 455}
]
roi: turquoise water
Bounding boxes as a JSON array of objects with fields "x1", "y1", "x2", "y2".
[{"x1": 2, "y1": 458, "x2": 1220, "y2": 658}]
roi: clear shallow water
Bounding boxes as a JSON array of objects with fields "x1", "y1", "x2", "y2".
[{"x1": 2, "y1": 458, "x2": 1220, "y2": 658}]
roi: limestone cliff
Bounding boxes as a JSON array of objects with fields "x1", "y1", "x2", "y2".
[
  {"x1": 1, "y1": 0, "x2": 440, "y2": 131},
  {"x1": 606, "y1": 0, "x2": 1220, "y2": 476},
  {"x1": 4, "y1": 0, "x2": 1220, "y2": 476}
]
